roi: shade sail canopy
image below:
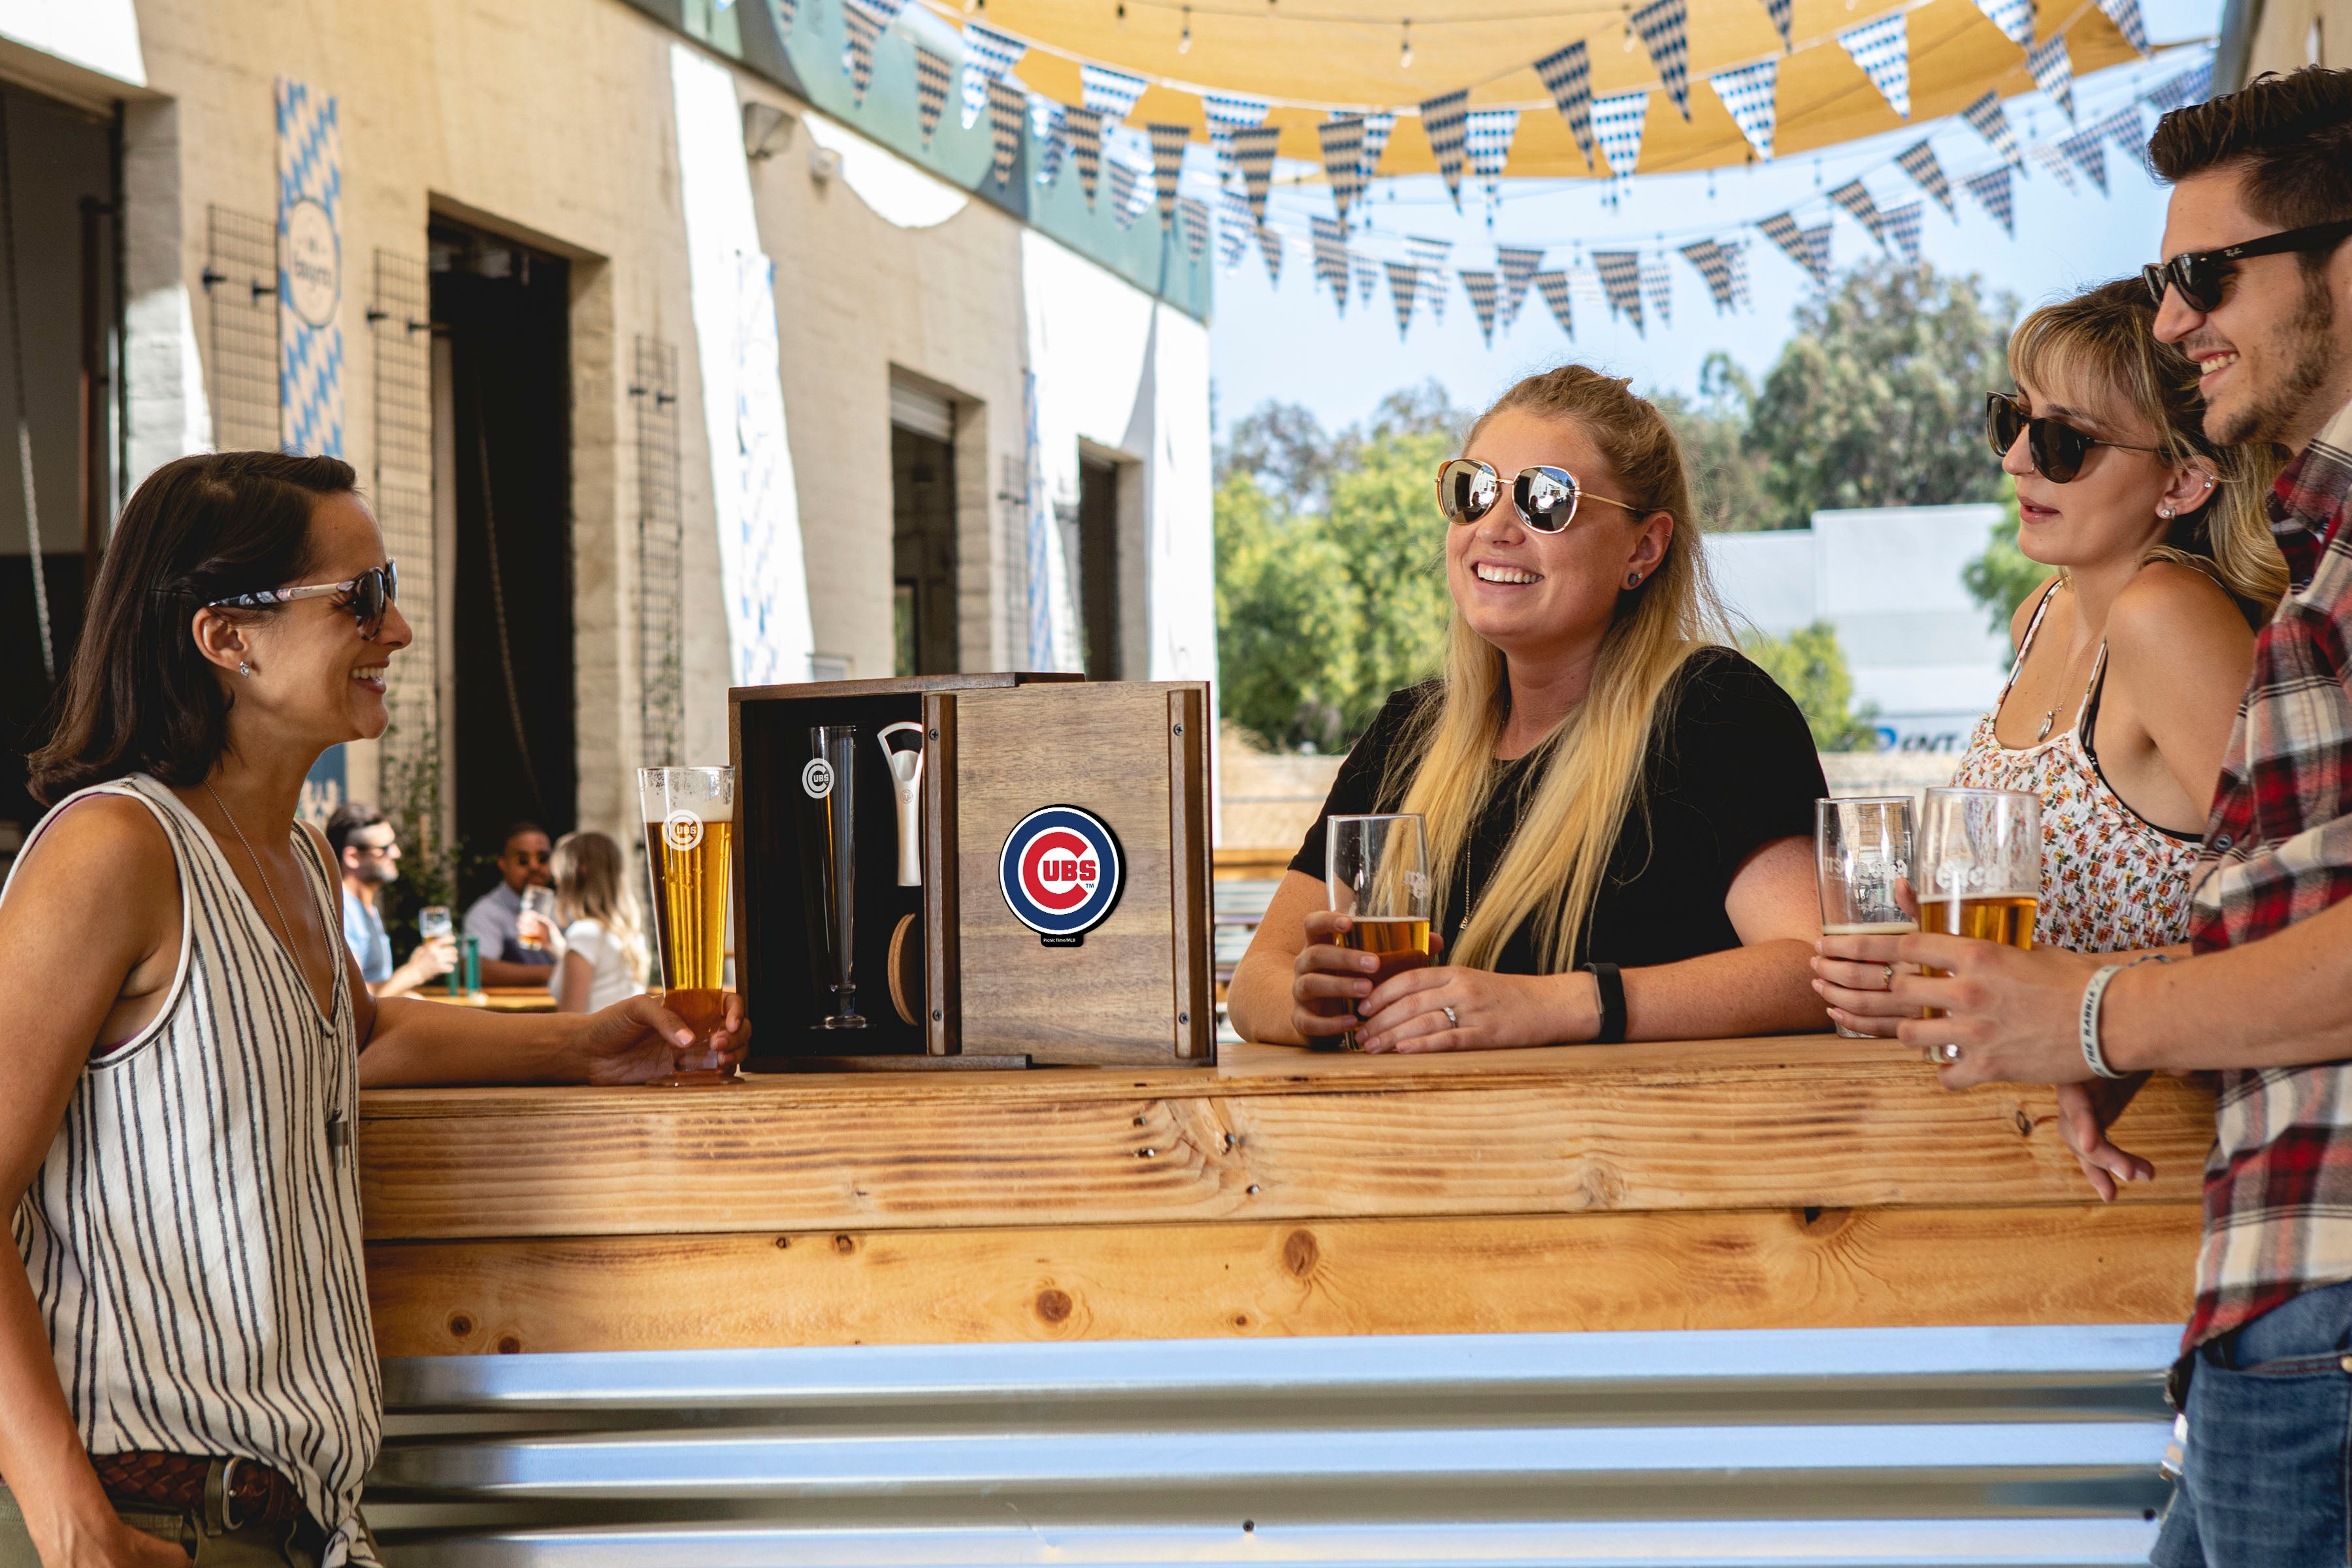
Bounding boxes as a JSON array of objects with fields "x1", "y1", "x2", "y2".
[{"x1": 952, "y1": 0, "x2": 2144, "y2": 176}]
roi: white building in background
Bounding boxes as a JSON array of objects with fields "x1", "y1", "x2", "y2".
[{"x1": 1710, "y1": 505, "x2": 2015, "y2": 753}]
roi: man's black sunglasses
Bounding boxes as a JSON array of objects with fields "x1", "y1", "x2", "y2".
[
  {"x1": 1985, "y1": 392, "x2": 2158, "y2": 484},
  {"x1": 2142, "y1": 218, "x2": 2352, "y2": 313}
]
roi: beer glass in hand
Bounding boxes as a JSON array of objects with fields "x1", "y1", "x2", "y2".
[
  {"x1": 1325, "y1": 813, "x2": 1431, "y2": 1052},
  {"x1": 639, "y1": 765, "x2": 737, "y2": 1085},
  {"x1": 1816, "y1": 796, "x2": 1916, "y2": 1039},
  {"x1": 1915, "y1": 787, "x2": 2040, "y2": 1017},
  {"x1": 517, "y1": 887, "x2": 556, "y2": 951}
]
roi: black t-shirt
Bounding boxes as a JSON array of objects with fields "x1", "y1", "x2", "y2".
[{"x1": 1289, "y1": 647, "x2": 1826, "y2": 972}]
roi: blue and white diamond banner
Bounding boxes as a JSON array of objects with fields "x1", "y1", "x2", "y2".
[
  {"x1": 1496, "y1": 245, "x2": 1543, "y2": 327},
  {"x1": 1535, "y1": 269, "x2": 1576, "y2": 338},
  {"x1": 960, "y1": 22, "x2": 1026, "y2": 129},
  {"x1": 1535, "y1": 42, "x2": 1597, "y2": 167},
  {"x1": 1838, "y1": 12, "x2": 1910, "y2": 119},
  {"x1": 276, "y1": 77, "x2": 342, "y2": 457},
  {"x1": 2027, "y1": 33, "x2": 2075, "y2": 122},
  {"x1": 1829, "y1": 178, "x2": 1887, "y2": 246},
  {"x1": 2056, "y1": 125, "x2": 2109, "y2": 193},
  {"x1": 1081, "y1": 62, "x2": 1149, "y2": 122},
  {"x1": 1961, "y1": 165, "x2": 2016, "y2": 235},
  {"x1": 1592, "y1": 90, "x2": 1648, "y2": 186},
  {"x1": 1458, "y1": 269, "x2": 1500, "y2": 346},
  {"x1": 1895, "y1": 138, "x2": 1955, "y2": 215},
  {"x1": 1757, "y1": 210, "x2": 1818, "y2": 282},
  {"x1": 1420, "y1": 89, "x2": 1472, "y2": 210},
  {"x1": 1319, "y1": 116, "x2": 1367, "y2": 224},
  {"x1": 1882, "y1": 198, "x2": 1925, "y2": 262},
  {"x1": 1464, "y1": 108, "x2": 1519, "y2": 204},
  {"x1": 1385, "y1": 260, "x2": 1419, "y2": 339},
  {"x1": 1961, "y1": 89, "x2": 2023, "y2": 166},
  {"x1": 1971, "y1": 0, "x2": 2034, "y2": 46},
  {"x1": 1593, "y1": 250, "x2": 1644, "y2": 335},
  {"x1": 1758, "y1": 0, "x2": 1793, "y2": 48},
  {"x1": 1359, "y1": 112, "x2": 1396, "y2": 188},
  {"x1": 2143, "y1": 61, "x2": 2210, "y2": 113},
  {"x1": 1710, "y1": 57, "x2": 1778, "y2": 159},
  {"x1": 913, "y1": 44, "x2": 953, "y2": 144},
  {"x1": 2097, "y1": 0, "x2": 2150, "y2": 54},
  {"x1": 1628, "y1": 0, "x2": 1692, "y2": 120}
]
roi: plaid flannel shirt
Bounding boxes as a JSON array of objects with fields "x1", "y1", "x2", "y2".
[{"x1": 2184, "y1": 395, "x2": 2352, "y2": 1350}]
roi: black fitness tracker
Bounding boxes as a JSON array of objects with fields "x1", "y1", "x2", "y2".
[{"x1": 1582, "y1": 961, "x2": 1626, "y2": 1045}]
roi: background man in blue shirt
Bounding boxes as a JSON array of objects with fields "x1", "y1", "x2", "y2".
[{"x1": 327, "y1": 802, "x2": 456, "y2": 998}]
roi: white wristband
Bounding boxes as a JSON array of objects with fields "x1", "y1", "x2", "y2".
[{"x1": 2080, "y1": 964, "x2": 2129, "y2": 1079}]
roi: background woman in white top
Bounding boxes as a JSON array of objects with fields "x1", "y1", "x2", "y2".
[{"x1": 545, "y1": 831, "x2": 649, "y2": 1013}]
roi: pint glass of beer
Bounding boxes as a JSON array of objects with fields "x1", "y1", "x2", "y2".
[
  {"x1": 638, "y1": 765, "x2": 736, "y2": 1085},
  {"x1": 1916, "y1": 787, "x2": 2040, "y2": 1015},
  {"x1": 1816, "y1": 795, "x2": 1916, "y2": 1039},
  {"x1": 1325, "y1": 813, "x2": 1431, "y2": 1051}
]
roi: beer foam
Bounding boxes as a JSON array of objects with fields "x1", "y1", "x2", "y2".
[{"x1": 638, "y1": 774, "x2": 733, "y2": 824}]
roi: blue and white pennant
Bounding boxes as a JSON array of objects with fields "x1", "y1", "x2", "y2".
[{"x1": 275, "y1": 76, "x2": 342, "y2": 458}]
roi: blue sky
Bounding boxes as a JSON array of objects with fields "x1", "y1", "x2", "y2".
[{"x1": 1206, "y1": 0, "x2": 2223, "y2": 436}]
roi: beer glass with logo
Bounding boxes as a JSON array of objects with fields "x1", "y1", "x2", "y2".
[
  {"x1": 1916, "y1": 786, "x2": 2040, "y2": 1015},
  {"x1": 1816, "y1": 795, "x2": 1916, "y2": 1039},
  {"x1": 800, "y1": 726, "x2": 865, "y2": 1030},
  {"x1": 1324, "y1": 813, "x2": 1431, "y2": 1051},
  {"x1": 638, "y1": 765, "x2": 736, "y2": 1085}
]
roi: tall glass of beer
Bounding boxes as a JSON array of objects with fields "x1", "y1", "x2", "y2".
[
  {"x1": 1816, "y1": 795, "x2": 1916, "y2": 1039},
  {"x1": 1915, "y1": 787, "x2": 2040, "y2": 1015},
  {"x1": 1325, "y1": 813, "x2": 1431, "y2": 1051},
  {"x1": 638, "y1": 765, "x2": 736, "y2": 1085}
]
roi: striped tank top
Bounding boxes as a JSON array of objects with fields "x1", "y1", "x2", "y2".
[{"x1": 1, "y1": 775, "x2": 380, "y2": 1565}]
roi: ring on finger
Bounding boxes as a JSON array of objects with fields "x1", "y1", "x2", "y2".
[
  {"x1": 1921, "y1": 1041, "x2": 1961, "y2": 1064},
  {"x1": 1442, "y1": 1005, "x2": 1459, "y2": 1027},
  {"x1": 1881, "y1": 964, "x2": 1895, "y2": 988}
]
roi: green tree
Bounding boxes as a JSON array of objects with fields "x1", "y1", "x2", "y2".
[
  {"x1": 1214, "y1": 470, "x2": 1363, "y2": 750},
  {"x1": 1321, "y1": 425, "x2": 1455, "y2": 735},
  {"x1": 1744, "y1": 259, "x2": 2018, "y2": 529},
  {"x1": 1740, "y1": 620, "x2": 1880, "y2": 752},
  {"x1": 1961, "y1": 493, "x2": 2050, "y2": 636},
  {"x1": 1657, "y1": 351, "x2": 1776, "y2": 532}
]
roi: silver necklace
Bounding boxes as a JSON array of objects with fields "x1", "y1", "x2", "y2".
[{"x1": 204, "y1": 781, "x2": 302, "y2": 970}]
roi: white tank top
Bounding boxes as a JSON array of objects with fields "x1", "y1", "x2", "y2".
[{"x1": 2, "y1": 775, "x2": 380, "y2": 1565}]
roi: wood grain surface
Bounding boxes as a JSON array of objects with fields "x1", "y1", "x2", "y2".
[
  {"x1": 366, "y1": 1202, "x2": 2202, "y2": 1356},
  {"x1": 357, "y1": 1037, "x2": 2215, "y2": 1241}
]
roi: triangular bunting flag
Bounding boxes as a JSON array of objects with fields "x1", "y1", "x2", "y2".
[
  {"x1": 1360, "y1": 113, "x2": 1396, "y2": 191},
  {"x1": 1641, "y1": 253, "x2": 1673, "y2": 329},
  {"x1": 2057, "y1": 126, "x2": 2109, "y2": 194},
  {"x1": 1310, "y1": 215, "x2": 1350, "y2": 309},
  {"x1": 1838, "y1": 12, "x2": 1911, "y2": 120},
  {"x1": 1628, "y1": 0, "x2": 1693, "y2": 121},
  {"x1": 2144, "y1": 63, "x2": 2210, "y2": 114},
  {"x1": 1592, "y1": 91, "x2": 1648, "y2": 184},
  {"x1": 1149, "y1": 122, "x2": 1191, "y2": 229},
  {"x1": 1680, "y1": 240, "x2": 1733, "y2": 312},
  {"x1": 1203, "y1": 91, "x2": 1271, "y2": 184},
  {"x1": 1409, "y1": 235, "x2": 1452, "y2": 325},
  {"x1": 2098, "y1": 0, "x2": 2150, "y2": 54},
  {"x1": 959, "y1": 22, "x2": 1026, "y2": 129},
  {"x1": 1108, "y1": 154, "x2": 1145, "y2": 228},
  {"x1": 1570, "y1": 265, "x2": 1607, "y2": 309},
  {"x1": 1420, "y1": 90, "x2": 1472, "y2": 212},
  {"x1": 1465, "y1": 110, "x2": 1519, "y2": 211},
  {"x1": 2031, "y1": 140, "x2": 2080, "y2": 194},
  {"x1": 913, "y1": 44, "x2": 953, "y2": 145},
  {"x1": 841, "y1": 0, "x2": 904, "y2": 105},
  {"x1": 1460, "y1": 269, "x2": 1501, "y2": 346},
  {"x1": 2027, "y1": 33, "x2": 2075, "y2": 123},
  {"x1": 1723, "y1": 240, "x2": 1752, "y2": 308},
  {"x1": 1802, "y1": 223, "x2": 1834, "y2": 284},
  {"x1": 1232, "y1": 124, "x2": 1281, "y2": 226},
  {"x1": 1535, "y1": 269, "x2": 1575, "y2": 338},
  {"x1": 987, "y1": 77, "x2": 1027, "y2": 186},
  {"x1": 1757, "y1": 0, "x2": 1792, "y2": 50},
  {"x1": 1080, "y1": 63, "x2": 1148, "y2": 123},
  {"x1": 1829, "y1": 179, "x2": 1887, "y2": 247},
  {"x1": 1882, "y1": 199, "x2": 1925, "y2": 263},
  {"x1": 1354, "y1": 254, "x2": 1379, "y2": 310},
  {"x1": 1960, "y1": 165, "x2": 2015, "y2": 237},
  {"x1": 1757, "y1": 210, "x2": 1820, "y2": 283},
  {"x1": 1497, "y1": 246, "x2": 1544, "y2": 326},
  {"x1": 1384, "y1": 260, "x2": 1418, "y2": 339},
  {"x1": 1710, "y1": 59, "x2": 1778, "y2": 160},
  {"x1": 1534, "y1": 42, "x2": 1597, "y2": 167},
  {"x1": 1179, "y1": 196, "x2": 1209, "y2": 258},
  {"x1": 1068, "y1": 106, "x2": 1105, "y2": 208},
  {"x1": 1032, "y1": 97, "x2": 1070, "y2": 186},
  {"x1": 1319, "y1": 116, "x2": 1368, "y2": 225},
  {"x1": 1894, "y1": 139, "x2": 1956, "y2": 216},
  {"x1": 1257, "y1": 223, "x2": 1284, "y2": 288},
  {"x1": 2097, "y1": 103, "x2": 2146, "y2": 154},
  {"x1": 1971, "y1": 0, "x2": 2034, "y2": 48},
  {"x1": 1218, "y1": 188, "x2": 1252, "y2": 269},
  {"x1": 1593, "y1": 250, "x2": 1645, "y2": 335},
  {"x1": 1961, "y1": 90, "x2": 2023, "y2": 166}
]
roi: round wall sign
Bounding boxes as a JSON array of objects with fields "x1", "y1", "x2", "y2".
[
  {"x1": 282, "y1": 199, "x2": 340, "y2": 329},
  {"x1": 999, "y1": 805, "x2": 1123, "y2": 942}
]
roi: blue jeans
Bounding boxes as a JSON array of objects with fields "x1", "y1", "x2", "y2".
[{"x1": 2153, "y1": 1274, "x2": 2352, "y2": 1567}]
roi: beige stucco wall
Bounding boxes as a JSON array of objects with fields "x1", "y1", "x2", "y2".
[{"x1": 2244, "y1": 0, "x2": 2347, "y2": 73}]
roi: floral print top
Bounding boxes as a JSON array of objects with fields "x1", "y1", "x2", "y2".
[{"x1": 1950, "y1": 581, "x2": 2201, "y2": 955}]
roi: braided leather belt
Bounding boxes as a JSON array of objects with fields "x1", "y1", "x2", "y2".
[{"x1": 90, "y1": 1452, "x2": 308, "y2": 1529}]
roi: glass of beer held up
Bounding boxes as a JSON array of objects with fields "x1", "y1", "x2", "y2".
[
  {"x1": 1915, "y1": 786, "x2": 2040, "y2": 1017},
  {"x1": 1325, "y1": 813, "x2": 1431, "y2": 1051},
  {"x1": 1816, "y1": 795, "x2": 1916, "y2": 1039},
  {"x1": 638, "y1": 765, "x2": 737, "y2": 1085}
]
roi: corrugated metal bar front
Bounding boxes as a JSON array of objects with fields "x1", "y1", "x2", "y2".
[{"x1": 368, "y1": 1324, "x2": 2179, "y2": 1565}]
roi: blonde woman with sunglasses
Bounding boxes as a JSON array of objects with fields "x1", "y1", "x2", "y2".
[{"x1": 1227, "y1": 367, "x2": 1833, "y2": 1053}]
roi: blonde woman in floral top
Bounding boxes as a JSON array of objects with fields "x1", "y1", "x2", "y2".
[{"x1": 1816, "y1": 278, "x2": 2283, "y2": 1034}]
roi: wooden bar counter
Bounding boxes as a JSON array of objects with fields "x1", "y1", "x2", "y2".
[{"x1": 357, "y1": 1036, "x2": 2215, "y2": 1358}]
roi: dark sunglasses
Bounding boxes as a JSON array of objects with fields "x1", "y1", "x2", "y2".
[
  {"x1": 208, "y1": 561, "x2": 399, "y2": 641},
  {"x1": 1984, "y1": 393, "x2": 2159, "y2": 484},
  {"x1": 1435, "y1": 458, "x2": 1644, "y2": 532},
  {"x1": 2141, "y1": 218, "x2": 2352, "y2": 313}
]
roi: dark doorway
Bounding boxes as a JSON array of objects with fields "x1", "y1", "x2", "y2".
[
  {"x1": 429, "y1": 220, "x2": 574, "y2": 899},
  {"x1": 1077, "y1": 451, "x2": 1120, "y2": 680},
  {"x1": 890, "y1": 421, "x2": 958, "y2": 677},
  {"x1": 0, "y1": 86, "x2": 116, "y2": 853}
]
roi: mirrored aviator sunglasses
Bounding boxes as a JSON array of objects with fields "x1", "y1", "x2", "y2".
[{"x1": 1435, "y1": 459, "x2": 1586, "y2": 532}]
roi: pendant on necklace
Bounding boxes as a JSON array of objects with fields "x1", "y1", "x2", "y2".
[{"x1": 2036, "y1": 710, "x2": 2056, "y2": 742}]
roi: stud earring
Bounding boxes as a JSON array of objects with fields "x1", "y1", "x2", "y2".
[
  {"x1": 238, "y1": 662, "x2": 253, "y2": 677},
  {"x1": 1625, "y1": 572, "x2": 1642, "y2": 588},
  {"x1": 2158, "y1": 505, "x2": 2176, "y2": 519}
]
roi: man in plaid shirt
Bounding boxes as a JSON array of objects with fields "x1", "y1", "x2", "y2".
[{"x1": 1882, "y1": 67, "x2": 2352, "y2": 1565}]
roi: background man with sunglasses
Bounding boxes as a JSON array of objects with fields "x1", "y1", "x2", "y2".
[
  {"x1": 1890, "y1": 67, "x2": 2352, "y2": 1565},
  {"x1": 463, "y1": 820, "x2": 561, "y2": 986}
]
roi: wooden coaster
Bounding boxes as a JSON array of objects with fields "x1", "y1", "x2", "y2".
[{"x1": 887, "y1": 912, "x2": 921, "y2": 1026}]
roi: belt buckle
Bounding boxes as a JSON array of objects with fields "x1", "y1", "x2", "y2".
[{"x1": 212, "y1": 1456, "x2": 246, "y2": 1534}]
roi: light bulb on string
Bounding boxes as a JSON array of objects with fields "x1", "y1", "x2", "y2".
[
  {"x1": 1179, "y1": 5, "x2": 1192, "y2": 51},
  {"x1": 1397, "y1": 18, "x2": 1413, "y2": 67},
  {"x1": 1623, "y1": 25, "x2": 1636, "y2": 50},
  {"x1": 1116, "y1": 1, "x2": 1126, "y2": 25}
]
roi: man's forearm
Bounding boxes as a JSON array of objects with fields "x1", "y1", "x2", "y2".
[
  {"x1": 357, "y1": 996, "x2": 583, "y2": 1086},
  {"x1": 2104, "y1": 898, "x2": 2352, "y2": 1073}
]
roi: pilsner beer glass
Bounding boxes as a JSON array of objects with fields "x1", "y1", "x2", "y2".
[
  {"x1": 417, "y1": 906, "x2": 452, "y2": 942},
  {"x1": 518, "y1": 886, "x2": 555, "y2": 951},
  {"x1": 1916, "y1": 787, "x2": 2041, "y2": 1016},
  {"x1": 1325, "y1": 813, "x2": 1431, "y2": 1052},
  {"x1": 800, "y1": 726, "x2": 866, "y2": 1030},
  {"x1": 638, "y1": 765, "x2": 737, "y2": 1085},
  {"x1": 1816, "y1": 796, "x2": 1916, "y2": 1039}
]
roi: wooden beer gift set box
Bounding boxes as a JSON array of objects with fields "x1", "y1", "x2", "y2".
[{"x1": 728, "y1": 674, "x2": 1215, "y2": 1070}]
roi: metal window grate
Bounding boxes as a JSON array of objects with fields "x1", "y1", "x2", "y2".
[
  {"x1": 631, "y1": 337, "x2": 683, "y2": 769},
  {"x1": 204, "y1": 205, "x2": 279, "y2": 452},
  {"x1": 370, "y1": 250, "x2": 438, "y2": 838}
]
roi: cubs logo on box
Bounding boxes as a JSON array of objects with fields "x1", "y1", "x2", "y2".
[{"x1": 1000, "y1": 805, "x2": 1124, "y2": 946}]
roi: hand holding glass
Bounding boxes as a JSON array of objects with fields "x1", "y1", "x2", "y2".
[
  {"x1": 1815, "y1": 796, "x2": 1916, "y2": 1040},
  {"x1": 1324, "y1": 813, "x2": 1431, "y2": 1052},
  {"x1": 639, "y1": 766, "x2": 738, "y2": 1085},
  {"x1": 1915, "y1": 787, "x2": 2040, "y2": 1020}
]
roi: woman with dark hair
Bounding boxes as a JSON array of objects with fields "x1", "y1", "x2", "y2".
[{"x1": 0, "y1": 453, "x2": 748, "y2": 1567}]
